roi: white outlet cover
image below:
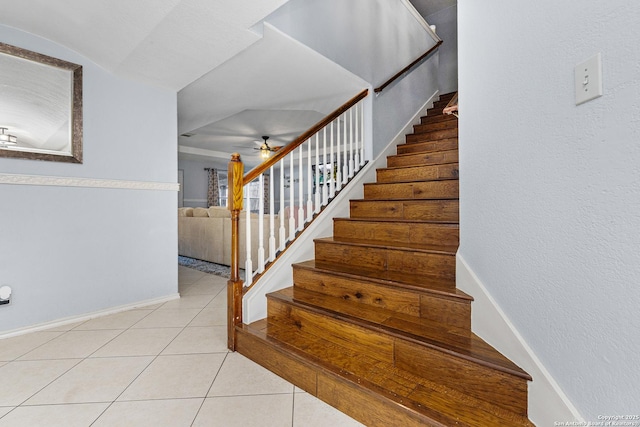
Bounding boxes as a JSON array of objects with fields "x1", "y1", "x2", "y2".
[
  {"x1": 575, "y1": 53, "x2": 603, "y2": 105},
  {"x1": 0, "y1": 286, "x2": 11, "y2": 300}
]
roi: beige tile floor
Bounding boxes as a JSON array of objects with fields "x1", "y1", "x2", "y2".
[{"x1": 0, "y1": 266, "x2": 364, "y2": 427}]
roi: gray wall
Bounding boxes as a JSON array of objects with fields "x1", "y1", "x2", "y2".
[
  {"x1": 266, "y1": 0, "x2": 441, "y2": 157},
  {"x1": 459, "y1": 0, "x2": 640, "y2": 418},
  {"x1": 178, "y1": 159, "x2": 225, "y2": 208},
  {"x1": 0, "y1": 25, "x2": 178, "y2": 333},
  {"x1": 426, "y1": 4, "x2": 457, "y2": 94}
]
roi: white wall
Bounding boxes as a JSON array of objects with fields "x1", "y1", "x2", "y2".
[
  {"x1": 0, "y1": 26, "x2": 178, "y2": 334},
  {"x1": 459, "y1": 0, "x2": 640, "y2": 419},
  {"x1": 265, "y1": 0, "x2": 441, "y2": 156},
  {"x1": 426, "y1": 4, "x2": 457, "y2": 94}
]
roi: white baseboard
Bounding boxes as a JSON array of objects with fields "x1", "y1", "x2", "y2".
[
  {"x1": 0, "y1": 293, "x2": 180, "y2": 340},
  {"x1": 456, "y1": 252, "x2": 583, "y2": 425}
]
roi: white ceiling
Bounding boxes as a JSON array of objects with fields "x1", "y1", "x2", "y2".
[
  {"x1": 0, "y1": 1, "x2": 436, "y2": 168},
  {"x1": 0, "y1": 0, "x2": 289, "y2": 90}
]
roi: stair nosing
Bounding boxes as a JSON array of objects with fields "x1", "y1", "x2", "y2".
[
  {"x1": 267, "y1": 289, "x2": 532, "y2": 381},
  {"x1": 388, "y1": 149, "x2": 458, "y2": 160},
  {"x1": 314, "y1": 236, "x2": 458, "y2": 256},
  {"x1": 377, "y1": 162, "x2": 459, "y2": 173},
  {"x1": 293, "y1": 260, "x2": 471, "y2": 301},
  {"x1": 333, "y1": 217, "x2": 459, "y2": 226}
]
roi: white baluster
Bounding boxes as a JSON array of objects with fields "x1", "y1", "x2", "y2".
[
  {"x1": 298, "y1": 146, "x2": 305, "y2": 231},
  {"x1": 335, "y1": 115, "x2": 342, "y2": 192},
  {"x1": 355, "y1": 103, "x2": 361, "y2": 172},
  {"x1": 245, "y1": 189, "x2": 253, "y2": 279},
  {"x1": 257, "y1": 174, "x2": 265, "y2": 274},
  {"x1": 349, "y1": 107, "x2": 355, "y2": 178},
  {"x1": 329, "y1": 121, "x2": 335, "y2": 198},
  {"x1": 343, "y1": 112, "x2": 348, "y2": 185},
  {"x1": 269, "y1": 166, "x2": 276, "y2": 262},
  {"x1": 279, "y1": 162, "x2": 286, "y2": 251},
  {"x1": 314, "y1": 134, "x2": 321, "y2": 213},
  {"x1": 360, "y1": 100, "x2": 366, "y2": 167},
  {"x1": 306, "y1": 139, "x2": 314, "y2": 223},
  {"x1": 289, "y1": 152, "x2": 296, "y2": 240},
  {"x1": 322, "y1": 127, "x2": 328, "y2": 206}
]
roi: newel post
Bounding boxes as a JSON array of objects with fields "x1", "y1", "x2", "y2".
[{"x1": 227, "y1": 153, "x2": 244, "y2": 351}]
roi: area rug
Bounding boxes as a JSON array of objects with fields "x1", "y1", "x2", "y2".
[{"x1": 178, "y1": 256, "x2": 246, "y2": 279}]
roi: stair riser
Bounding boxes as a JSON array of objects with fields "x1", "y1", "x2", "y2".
[
  {"x1": 364, "y1": 181, "x2": 459, "y2": 200},
  {"x1": 377, "y1": 163, "x2": 458, "y2": 183},
  {"x1": 236, "y1": 328, "x2": 442, "y2": 427},
  {"x1": 314, "y1": 240, "x2": 456, "y2": 280},
  {"x1": 350, "y1": 200, "x2": 459, "y2": 222},
  {"x1": 414, "y1": 120, "x2": 458, "y2": 133},
  {"x1": 387, "y1": 150, "x2": 458, "y2": 168},
  {"x1": 395, "y1": 340, "x2": 529, "y2": 416},
  {"x1": 292, "y1": 266, "x2": 471, "y2": 329},
  {"x1": 333, "y1": 220, "x2": 459, "y2": 247},
  {"x1": 406, "y1": 128, "x2": 458, "y2": 143},
  {"x1": 396, "y1": 139, "x2": 457, "y2": 155},
  {"x1": 268, "y1": 298, "x2": 395, "y2": 364},
  {"x1": 268, "y1": 297, "x2": 526, "y2": 416},
  {"x1": 420, "y1": 114, "x2": 457, "y2": 126},
  {"x1": 293, "y1": 266, "x2": 421, "y2": 316}
]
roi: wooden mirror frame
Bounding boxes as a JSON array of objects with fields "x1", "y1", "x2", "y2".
[{"x1": 0, "y1": 42, "x2": 83, "y2": 163}]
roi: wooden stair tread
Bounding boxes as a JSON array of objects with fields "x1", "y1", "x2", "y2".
[
  {"x1": 377, "y1": 162, "x2": 459, "y2": 178},
  {"x1": 271, "y1": 287, "x2": 531, "y2": 381},
  {"x1": 315, "y1": 236, "x2": 458, "y2": 256},
  {"x1": 334, "y1": 217, "x2": 459, "y2": 225},
  {"x1": 390, "y1": 149, "x2": 458, "y2": 161},
  {"x1": 293, "y1": 259, "x2": 468, "y2": 299},
  {"x1": 238, "y1": 322, "x2": 533, "y2": 426}
]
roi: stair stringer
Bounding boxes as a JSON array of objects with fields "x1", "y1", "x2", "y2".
[
  {"x1": 243, "y1": 90, "x2": 441, "y2": 323},
  {"x1": 456, "y1": 252, "x2": 584, "y2": 425}
]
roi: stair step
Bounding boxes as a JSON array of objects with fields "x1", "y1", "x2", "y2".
[
  {"x1": 293, "y1": 260, "x2": 471, "y2": 329},
  {"x1": 333, "y1": 218, "x2": 459, "y2": 247},
  {"x1": 388, "y1": 149, "x2": 458, "y2": 168},
  {"x1": 237, "y1": 321, "x2": 533, "y2": 426},
  {"x1": 350, "y1": 199, "x2": 459, "y2": 222},
  {"x1": 396, "y1": 138, "x2": 457, "y2": 155},
  {"x1": 377, "y1": 162, "x2": 459, "y2": 183},
  {"x1": 420, "y1": 114, "x2": 457, "y2": 126},
  {"x1": 267, "y1": 287, "x2": 531, "y2": 416},
  {"x1": 406, "y1": 128, "x2": 458, "y2": 143},
  {"x1": 363, "y1": 180, "x2": 458, "y2": 200},
  {"x1": 314, "y1": 237, "x2": 456, "y2": 280},
  {"x1": 414, "y1": 120, "x2": 458, "y2": 133}
]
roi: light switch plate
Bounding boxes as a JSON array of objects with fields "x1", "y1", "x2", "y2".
[{"x1": 575, "y1": 53, "x2": 603, "y2": 105}]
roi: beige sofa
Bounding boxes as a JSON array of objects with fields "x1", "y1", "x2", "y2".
[{"x1": 178, "y1": 206, "x2": 270, "y2": 267}]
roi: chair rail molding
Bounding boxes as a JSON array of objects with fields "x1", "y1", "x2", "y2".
[{"x1": 0, "y1": 173, "x2": 179, "y2": 191}]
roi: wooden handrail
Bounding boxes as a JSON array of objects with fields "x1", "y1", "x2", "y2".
[
  {"x1": 374, "y1": 40, "x2": 443, "y2": 93},
  {"x1": 243, "y1": 88, "x2": 369, "y2": 185}
]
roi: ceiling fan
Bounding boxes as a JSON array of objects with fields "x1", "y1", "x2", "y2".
[{"x1": 253, "y1": 136, "x2": 283, "y2": 160}]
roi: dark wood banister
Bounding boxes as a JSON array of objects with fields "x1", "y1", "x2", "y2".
[
  {"x1": 374, "y1": 40, "x2": 443, "y2": 93},
  {"x1": 243, "y1": 88, "x2": 369, "y2": 185},
  {"x1": 227, "y1": 88, "x2": 369, "y2": 350}
]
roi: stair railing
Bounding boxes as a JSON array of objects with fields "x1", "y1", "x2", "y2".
[
  {"x1": 227, "y1": 88, "x2": 369, "y2": 350},
  {"x1": 443, "y1": 92, "x2": 458, "y2": 117},
  {"x1": 374, "y1": 40, "x2": 443, "y2": 94}
]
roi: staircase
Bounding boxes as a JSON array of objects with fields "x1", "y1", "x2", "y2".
[{"x1": 235, "y1": 93, "x2": 534, "y2": 426}]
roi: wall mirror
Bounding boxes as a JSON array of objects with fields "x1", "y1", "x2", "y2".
[{"x1": 0, "y1": 42, "x2": 82, "y2": 163}]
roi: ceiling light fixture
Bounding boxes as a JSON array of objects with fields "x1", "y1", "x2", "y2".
[
  {"x1": 0, "y1": 127, "x2": 17, "y2": 147},
  {"x1": 259, "y1": 136, "x2": 271, "y2": 160}
]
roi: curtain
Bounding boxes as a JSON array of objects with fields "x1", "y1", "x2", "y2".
[{"x1": 205, "y1": 168, "x2": 219, "y2": 207}]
